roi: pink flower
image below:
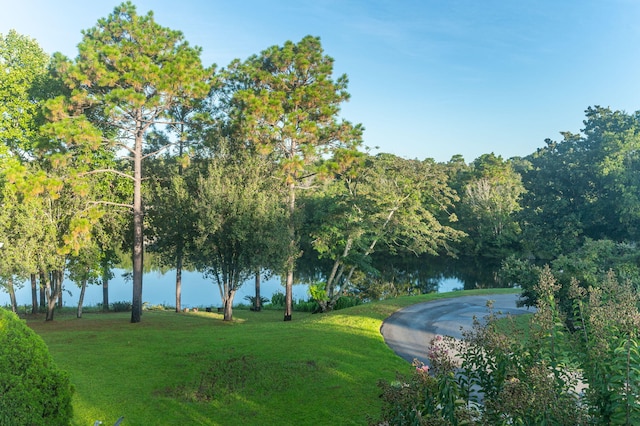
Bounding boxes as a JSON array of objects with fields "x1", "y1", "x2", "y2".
[{"x1": 416, "y1": 365, "x2": 430, "y2": 373}]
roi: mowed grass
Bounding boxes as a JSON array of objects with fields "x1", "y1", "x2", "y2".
[{"x1": 25, "y1": 288, "x2": 520, "y2": 426}]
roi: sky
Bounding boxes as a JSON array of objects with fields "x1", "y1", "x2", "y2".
[{"x1": 2, "y1": 0, "x2": 640, "y2": 162}]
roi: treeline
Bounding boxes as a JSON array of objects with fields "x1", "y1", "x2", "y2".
[{"x1": 1, "y1": 3, "x2": 639, "y2": 323}]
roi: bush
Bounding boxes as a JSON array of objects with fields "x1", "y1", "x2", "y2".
[
  {"x1": 333, "y1": 296, "x2": 362, "y2": 310},
  {"x1": 293, "y1": 299, "x2": 319, "y2": 312},
  {"x1": 270, "y1": 291, "x2": 285, "y2": 308},
  {"x1": 374, "y1": 267, "x2": 605, "y2": 425},
  {"x1": 110, "y1": 301, "x2": 132, "y2": 312},
  {"x1": 0, "y1": 308, "x2": 74, "y2": 425}
]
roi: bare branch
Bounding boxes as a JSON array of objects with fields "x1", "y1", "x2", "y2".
[
  {"x1": 142, "y1": 142, "x2": 180, "y2": 160},
  {"x1": 88, "y1": 200, "x2": 133, "y2": 210},
  {"x1": 78, "y1": 169, "x2": 135, "y2": 181}
]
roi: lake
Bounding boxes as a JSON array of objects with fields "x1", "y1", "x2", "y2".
[{"x1": 0, "y1": 269, "x2": 463, "y2": 308}]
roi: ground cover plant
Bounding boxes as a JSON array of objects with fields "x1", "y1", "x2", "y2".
[{"x1": 22, "y1": 289, "x2": 518, "y2": 425}]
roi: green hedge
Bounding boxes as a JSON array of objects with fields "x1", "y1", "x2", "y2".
[{"x1": 0, "y1": 308, "x2": 74, "y2": 425}]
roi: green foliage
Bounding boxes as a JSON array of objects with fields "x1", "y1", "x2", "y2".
[
  {"x1": 303, "y1": 153, "x2": 465, "y2": 312},
  {"x1": 243, "y1": 295, "x2": 269, "y2": 309},
  {"x1": 518, "y1": 107, "x2": 640, "y2": 260},
  {"x1": 292, "y1": 299, "x2": 319, "y2": 312},
  {"x1": 376, "y1": 266, "x2": 640, "y2": 425},
  {"x1": 110, "y1": 301, "x2": 132, "y2": 312},
  {"x1": 45, "y1": 1, "x2": 215, "y2": 323},
  {"x1": 501, "y1": 238, "x2": 640, "y2": 311},
  {"x1": 450, "y1": 153, "x2": 525, "y2": 259},
  {"x1": 308, "y1": 282, "x2": 328, "y2": 303},
  {"x1": 0, "y1": 308, "x2": 73, "y2": 425},
  {"x1": 0, "y1": 30, "x2": 51, "y2": 157},
  {"x1": 332, "y1": 295, "x2": 361, "y2": 310},
  {"x1": 568, "y1": 271, "x2": 640, "y2": 424},
  {"x1": 192, "y1": 150, "x2": 289, "y2": 320},
  {"x1": 270, "y1": 291, "x2": 286, "y2": 307},
  {"x1": 225, "y1": 34, "x2": 364, "y2": 319}
]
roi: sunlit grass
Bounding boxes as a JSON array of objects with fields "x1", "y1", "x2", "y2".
[{"x1": 25, "y1": 288, "x2": 520, "y2": 425}]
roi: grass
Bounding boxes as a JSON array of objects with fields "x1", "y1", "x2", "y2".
[{"x1": 24, "y1": 288, "x2": 520, "y2": 426}]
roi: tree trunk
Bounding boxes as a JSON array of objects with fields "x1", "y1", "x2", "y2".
[
  {"x1": 254, "y1": 271, "x2": 261, "y2": 312},
  {"x1": 39, "y1": 272, "x2": 46, "y2": 311},
  {"x1": 30, "y1": 274, "x2": 38, "y2": 314},
  {"x1": 176, "y1": 123, "x2": 185, "y2": 314},
  {"x1": 223, "y1": 289, "x2": 236, "y2": 321},
  {"x1": 322, "y1": 238, "x2": 353, "y2": 312},
  {"x1": 102, "y1": 263, "x2": 110, "y2": 312},
  {"x1": 131, "y1": 127, "x2": 144, "y2": 323},
  {"x1": 45, "y1": 270, "x2": 60, "y2": 322},
  {"x1": 7, "y1": 276, "x2": 17, "y2": 314},
  {"x1": 175, "y1": 246, "x2": 183, "y2": 313},
  {"x1": 77, "y1": 279, "x2": 87, "y2": 318},
  {"x1": 284, "y1": 182, "x2": 296, "y2": 321}
]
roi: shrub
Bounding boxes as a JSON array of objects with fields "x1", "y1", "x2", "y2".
[
  {"x1": 374, "y1": 267, "x2": 606, "y2": 425},
  {"x1": 110, "y1": 301, "x2": 132, "y2": 312},
  {"x1": 333, "y1": 295, "x2": 362, "y2": 310},
  {"x1": 0, "y1": 308, "x2": 74, "y2": 425},
  {"x1": 244, "y1": 295, "x2": 269, "y2": 311},
  {"x1": 270, "y1": 291, "x2": 285, "y2": 307},
  {"x1": 293, "y1": 299, "x2": 319, "y2": 312}
]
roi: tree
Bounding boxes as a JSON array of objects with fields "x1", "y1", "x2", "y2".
[
  {"x1": 46, "y1": 2, "x2": 215, "y2": 322},
  {"x1": 307, "y1": 153, "x2": 465, "y2": 311},
  {"x1": 0, "y1": 30, "x2": 51, "y2": 160},
  {"x1": 226, "y1": 35, "x2": 363, "y2": 320},
  {"x1": 192, "y1": 150, "x2": 288, "y2": 321},
  {"x1": 517, "y1": 106, "x2": 640, "y2": 260},
  {"x1": 0, "y1": 31, "x2": 49, "y2": 312},
  {"x1": 455, "y1": 153, "x2": 525, "y2": 259}
]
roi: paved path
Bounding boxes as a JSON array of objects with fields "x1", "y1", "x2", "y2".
[{"x1": 380, "y1": 293, "x2": 533, "y2": 364}]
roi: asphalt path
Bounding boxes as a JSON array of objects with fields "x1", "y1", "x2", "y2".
[{"x1": 381, "y1": 293, "x2": 533, "y2": 364}]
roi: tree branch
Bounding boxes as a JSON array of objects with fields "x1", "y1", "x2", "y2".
[
  {"x1": 78, "y1": 169, "x2": 135, "y2": 181},
  {"x1": 88, "y1": 200, "x2": 133, "y2": 210}
]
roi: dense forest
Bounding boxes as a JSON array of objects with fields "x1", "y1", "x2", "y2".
[{"x1": 1, "y1": 2, "x2": 639, "y2": 324}]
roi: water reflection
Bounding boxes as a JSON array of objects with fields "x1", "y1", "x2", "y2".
[
  {"x1": 371, "y1": 253, "x2": 505, "y2": 295},
  {"x1": 1, "y1": 256, "x2": 507, "y2": 308},
  {"x1": 0, "y1": 270, "x2": 308, "y2": 309}
]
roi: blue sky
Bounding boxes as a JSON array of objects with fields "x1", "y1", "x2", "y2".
[{"x1": 2, "y1": 0, "x2": 640, "y2": 162}]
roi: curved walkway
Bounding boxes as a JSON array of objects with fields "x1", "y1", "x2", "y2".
[{"x1": 380, "y1": 293, "x2": 533, "y2": 364}]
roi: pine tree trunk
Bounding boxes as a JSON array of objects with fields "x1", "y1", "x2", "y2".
[
  {"x1": 284, "y1": 182, "x2": 296, "y2": 321},
  {"x1": 30, "y1": 274, "x2": 38, "y2": 314},
  {"x1": 175, "y1": 247, "x2": 183, "y2": 313},
  {"x1": 131, "y1": 127, "x2": 144, "y2": 323}
]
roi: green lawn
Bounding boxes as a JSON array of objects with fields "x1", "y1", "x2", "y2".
[{"x1": 25, "y1": 288, "x2": 519, "y2": 426}]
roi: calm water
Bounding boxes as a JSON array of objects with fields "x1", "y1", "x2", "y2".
[
  {"x1": 0, "y1": 270, "x2": 309, "y2": 309},
  {"x1": 0, "y1": 270, "x2": 463, "y2": 309}
]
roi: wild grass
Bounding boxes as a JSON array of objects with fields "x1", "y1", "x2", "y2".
[{"x1": 24, "y1": 288, "x2": 519, "y2": 426}]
